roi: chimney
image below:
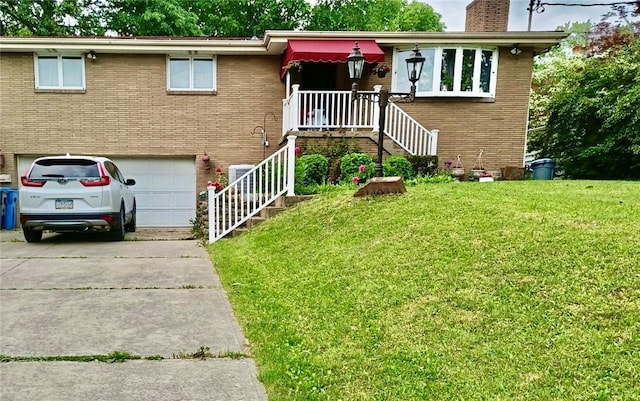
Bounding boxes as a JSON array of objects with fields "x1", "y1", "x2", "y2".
[{"x1": 465, "y1": 0, "x2": 510, "y2": 32}]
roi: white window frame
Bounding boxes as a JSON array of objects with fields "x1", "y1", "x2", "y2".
[
  {"x1": 392, "y1": 46, "x2": 499, "y2": 98},
  {"x1": 166, "y1": 55, "x2": 217, "y2": 91},
  {"x1": 33, "y1": 54, "x2": 86, "y2": 90}
]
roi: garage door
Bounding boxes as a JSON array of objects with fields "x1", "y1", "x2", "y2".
[
  {"x1": 18, "y1": 156, "x2": 196, "y2": 227},
  {"x1": 111, "y1": 158, "x2": 196, "y2": 227}
]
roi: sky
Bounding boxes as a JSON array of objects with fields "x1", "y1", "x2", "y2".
[{"x1": 423, "y1": 0, "x2": 638, "y2": 31}]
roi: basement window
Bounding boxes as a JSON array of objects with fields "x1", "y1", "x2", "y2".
[
  {"x1": 392, "y1": 46, "x2": 498, "y2": 98},
  {"x1": 34, "y1": 54, "x2": 85, "y2": 90},
  {"x1": 167, "y1": 56, "x2": 217, "y2": 92}
]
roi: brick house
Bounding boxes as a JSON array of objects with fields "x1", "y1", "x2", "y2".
[{"x1": 0, "y1": 0, "x2": 566, "y2": 228}]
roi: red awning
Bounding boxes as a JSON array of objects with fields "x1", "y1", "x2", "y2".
[{"x1": 281, "y1": 39, "x2": 385, "y2": 78}]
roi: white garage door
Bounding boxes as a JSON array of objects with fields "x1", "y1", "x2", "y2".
[{"x1": 112, "y1": 158, "x2": 196, "y2": 227}]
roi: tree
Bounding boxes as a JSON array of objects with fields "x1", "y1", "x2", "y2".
[
  {"x1": 0, "y1": 0, "x2": 105, "y2": 36},
  {"x1": 187, "y1": 0, "x2": 309, "y2": 37},
  {"x1": 528, "y1": 10, "x2": 640, "y2": 179},
  {"x1": 306, "y1": 0, "x2": 444, "y2": 32},
  {"x1": 105, "y1": 0, "x2": 202, "y2": 36}
]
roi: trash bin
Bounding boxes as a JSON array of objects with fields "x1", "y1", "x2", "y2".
[
  {"x1": 530, "y1": 158, "x2": 556, "y2": 180},
  {"x1": 0, "y1": 188, "x2": 18, "y2": 230}
]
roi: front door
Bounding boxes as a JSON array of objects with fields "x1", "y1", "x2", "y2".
[{"x1": 301, "y1": 63, "x2": 337, "y2": 90}]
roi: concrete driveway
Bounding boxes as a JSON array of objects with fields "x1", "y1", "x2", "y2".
[{"x1": 0, "y1": 230, "x2": 267, "y2": 401}]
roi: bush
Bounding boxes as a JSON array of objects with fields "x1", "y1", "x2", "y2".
[
  {"x1": 383, "y1": 156, "x2": 415, "y2": 179},
  {"x1": 297, "y1": 154, "x2": 329, "y2": 186},
  {"x1": 339, "y1": 153, "x2": 375, "y2": 183},
  {"x1": 406, "y1": 155, "x2": 438, "y2": 176}
]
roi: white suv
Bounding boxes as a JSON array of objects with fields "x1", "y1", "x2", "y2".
[{"x1": 19, "y1": 155, "x2": 136, "y2": 242}]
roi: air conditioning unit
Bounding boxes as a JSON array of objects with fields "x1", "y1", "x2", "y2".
[{"x1": 229, "y1": 164, "x2": 255, "y2": 194}]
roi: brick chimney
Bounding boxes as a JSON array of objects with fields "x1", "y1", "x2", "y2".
[{"x1": 465, "y1": 0, "x2": 510, "y2": 32}]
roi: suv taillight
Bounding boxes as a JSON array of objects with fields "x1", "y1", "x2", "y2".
[
  {"x1": 80, "y1": 176, "x2": 110, "y2": 187},
  {"x1": 21, "y1": 176, "x2": 46, "y2": 187}
]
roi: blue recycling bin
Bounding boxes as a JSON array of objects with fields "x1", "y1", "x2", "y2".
[
  {"x1": 0, "y1": 188, "x2": 18, "y2": 230},
  {"x1": 530, "y1": 158, "x2": 556, "y2": 180}
]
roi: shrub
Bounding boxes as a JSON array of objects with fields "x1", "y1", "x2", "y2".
[
  {"x1": 297, "y1": 154, "x2": 329, "y2": 186},
  {"x1": 340, "y1": 153, "x2": 375, "y2": 182},
  {"x1": 406, "y1": 155, "x2": 438, "y2": 176},
  {"x1": 383, "y1": 156, "x2": 415, "y2": 179}
]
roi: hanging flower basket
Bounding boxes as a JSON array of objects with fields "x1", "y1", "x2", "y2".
[
  {"x1": 471, "y1": 149, "x2": 485, "y2": 177},
  {"x1": 451, "y1": 154, "x2": 465, "y2": 178},
  {"x1": 371, "y1": 63, "x2": 390, "y2": 78}
]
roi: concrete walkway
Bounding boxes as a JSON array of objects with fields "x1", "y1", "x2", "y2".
[{"x1": 0, "y1": 230, "x2": 267, "y2": 401}]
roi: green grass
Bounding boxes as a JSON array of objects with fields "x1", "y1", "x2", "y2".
[{"x1": 209, "y1": 181, "x2": 640, "y2": 401}]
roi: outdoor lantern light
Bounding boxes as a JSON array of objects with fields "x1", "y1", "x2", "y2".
[
  {"x1": 406, "y1": 44, "x2": 425, "y2": 98},
  {"x1": 348, "y1": 42, "x2": 424, "y2": 179},
  {"x1": 347, "y1": 42, "x2": 365, "y2": 82}
]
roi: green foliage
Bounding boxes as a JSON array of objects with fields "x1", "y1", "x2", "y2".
[
  {"x1": 306, "y1": 0, "x2": 444, "y2": 31},
  {"x1": 0, "y1": 0, "x2": 106, "y2": 36},
  {"x1": 304, "y1": 137, "x2": 361, "y2": 182},
  {"x1": 1, "y1": 0, "x2": 442, "y2": 37},
  {"x1": 382, "y1": 155, "x2": 414, "y2": 179},
  {"x1": 211, "y1": 181, "x2": 640, "y2": 401},
  {"x1": 296, "y1": 154, "x2": 329, "y2": 186},
  {"x1": 339, "y1": 153, "x2": 374, "y2": 182},
  {"x1": 406, "y1": 155, "x2": 438, "y2": 176},
  {"x1": 529, "y1": 37, "x2": 640, "y2": 179},
  {"x1": 404, "y1": 170, "x2": 454, "y2": 185}
]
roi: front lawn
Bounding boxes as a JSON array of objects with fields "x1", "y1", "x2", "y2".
[{"x1": 209, "y1": 181, "x2": 640, "y2": 401}]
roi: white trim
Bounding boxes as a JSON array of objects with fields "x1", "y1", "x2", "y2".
[
  {"x1": 166, "y1": 55, "x2": 217, "y2": 91},
  {"x1": 33, "y1": 53, "x2": 86, "y2": 90},
  {"x1": 392, "y1": 45, "x2": 498, "y2": 98}
]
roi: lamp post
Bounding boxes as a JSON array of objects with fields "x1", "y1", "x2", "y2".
[{"x1": 347, "y1": 42, "x2": 425, "y2": 177}]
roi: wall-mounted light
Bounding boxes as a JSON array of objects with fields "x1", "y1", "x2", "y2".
[
  {"x1": 86, "y1": 50, "x2": 97, "y2": 60},
  {"x1": 510, "y1": 45, "x2": 523, "y2": 56},
  {"x1": 202, "y1": 152, "x2": 211, "y2": 173}
]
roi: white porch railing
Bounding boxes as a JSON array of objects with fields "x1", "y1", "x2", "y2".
[
  {"x1": 208, "y1": 135, "x2": 297, "y2": 244},
  {"x1": 282, "y1": 84, "x2": 438, "y2": 156}
]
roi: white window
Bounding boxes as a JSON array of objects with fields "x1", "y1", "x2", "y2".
[
  {"x1": 392, "y1": 46, "x2": 498, "y2": 98},
  {"x1": 34, "y1": 55, "x2": 85, "y2": 90},
  {"x1": 167, "y1": 56, "x2": 216, "y2": 91}
]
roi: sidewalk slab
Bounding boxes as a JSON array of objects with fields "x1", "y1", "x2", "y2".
[
  {"x1": 0, "y1": 359, "x2": 267, "y2": 401},
  {"x1": 0, "y1": 258, "x2": 220, "y2": 289},
  {"x1": 0, "y1": 289, "x2": 245, "y2": 357},
  {"x1": 0, "y1": 240, "x2": 206, "y2": 259}
]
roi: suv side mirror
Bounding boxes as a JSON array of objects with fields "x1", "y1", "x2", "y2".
[{"x1": 125, "y1": 179, "x2": 136, "y2": 186}]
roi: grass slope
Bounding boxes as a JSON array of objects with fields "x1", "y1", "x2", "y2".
[{"x1": 210, "y1": 181, "x2": 640, "y2": 401}]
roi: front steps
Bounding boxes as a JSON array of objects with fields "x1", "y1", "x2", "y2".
[{"x1": 229, "y1": 195, "x2": 314, "y2": 237}]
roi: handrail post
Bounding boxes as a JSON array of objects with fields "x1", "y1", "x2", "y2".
[
  {"x1": 372, "y1": 85, "x2": 382, "y2": 132},
  {"x1": 430, "y1": 129, "x2": 439, "y2": 156},
  {"x1": 207, "y1": 184, "x2": 217, "y2": 244},
  {"x1": 286, "y1": 135, "x2": 297, "y2": 196},
  {"x1": 291, "y1": 84, "x2": 300, "y2": 131}
]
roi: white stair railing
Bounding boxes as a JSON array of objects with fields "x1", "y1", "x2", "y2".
[
  {"x1": 384, "y1": 102, "x2": 439, "y2": 156},
  {"x1": 282, "y1": 86, "x2": 438, "y2": 156},
  {"x1": 208, "y1": 135, "x2": 297, "y2": 244}
]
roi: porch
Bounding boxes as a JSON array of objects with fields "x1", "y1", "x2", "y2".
[{"x1": 281, "y1": 84, "x2": 439, "y2": 157}]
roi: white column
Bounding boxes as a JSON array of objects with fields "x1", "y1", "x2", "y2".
[
  {"x1": 291, "y1": 84, "x2": 300, "y2": 131},
  {"x1": 286, "y1": 135, "x2": 297, "y2": 196}
]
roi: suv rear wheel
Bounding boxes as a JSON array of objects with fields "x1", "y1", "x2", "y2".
[
  {"x1": 23, "y1": 228, "x2": 43, "y2": 243},
  {"x1": 110, "y1": 205, "x2": 126, "y2": 241},
  {"x1": 125, "y1": 202, "x2": 136, "y2": 233}
]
